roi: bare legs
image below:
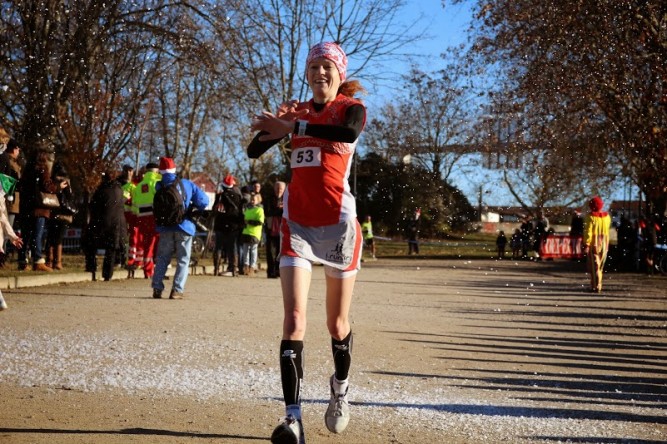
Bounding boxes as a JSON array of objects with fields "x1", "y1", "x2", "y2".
[{"x1": 277, "y1": 266, "x2": 356, "y2": 426}]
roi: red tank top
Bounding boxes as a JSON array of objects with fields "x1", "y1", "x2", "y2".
[{"x1": 285, "y1": 94, "x2": 365, "y2": 226}]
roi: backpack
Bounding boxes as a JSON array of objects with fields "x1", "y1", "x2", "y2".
[
  {"x1": 153, "y1": 179, "x2": 187, "y2": 226},
  {"x1": 219, "y1": 189, "x2": 241, "y2": 217}
]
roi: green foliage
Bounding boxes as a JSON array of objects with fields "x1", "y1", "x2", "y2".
[{"x1": 354, "y1": 152, "x2": 475, "y2": 238}]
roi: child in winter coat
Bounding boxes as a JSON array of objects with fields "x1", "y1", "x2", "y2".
[{"x1": 240, "y1": 193, "x2": 265, "y2": 275}]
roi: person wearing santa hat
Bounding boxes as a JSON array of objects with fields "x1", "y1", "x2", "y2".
[
  {"x1": 249, "y1": 41, "x2": 365, "y2": 444},
  {"x1": 150, "y1": 157, "x2": 209, "y2": 300},
  {"x1": 582, "y1": 196, "x2": 611, "y2": 292}
]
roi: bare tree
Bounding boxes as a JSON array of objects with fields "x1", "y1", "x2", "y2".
[
  {"x1": 0, "y1": 1, "x2": 208, "y2": 184},
  {"x1": 475, "y1": 93, "x2": 621, "y2": 214},
  {"x1": 362, "y1": 51, "x2": 478, "y2": 232},
  {"x1": 57, "y1": 27, "x2": 171, "y2": 195},
  {"x1": 365, "y1": 57, "x2": 475, "y2": 182},
  {"x1": 0, "y1": 0, "x2": 446, "y2": 197},
  {"x1": 462, "y1": 0, "x2": 667, "y2": 215},
  {"x1": 206, "y1": 0, "x2": 426, "y2": 180}
]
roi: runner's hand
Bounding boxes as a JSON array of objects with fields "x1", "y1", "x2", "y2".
[
  {"x1": 276, "y1": 100, "x2": 309, "y2": 121},
  {"x1": 252, "y1": 109, "x2": 307, "y2": 141}
]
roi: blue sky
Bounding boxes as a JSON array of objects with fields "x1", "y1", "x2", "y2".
[
  {"x1": 361, "y1": 0, "x2": 520, "y2": 208},
  {"x1": 364, "y1": 0, "x2": 473, "y2": 107},
  {"x1": 410, "y1": 0, "x2": 473, "y2": 49}
]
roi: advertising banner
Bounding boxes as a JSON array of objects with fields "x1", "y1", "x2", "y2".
[{"x1": 539, "y1": 234, "x2": 584, "y2": 259}]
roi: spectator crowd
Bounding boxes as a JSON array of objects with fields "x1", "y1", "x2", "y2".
[
  {"x1": 0, "y1": 127, "x2": 663, "y2": 294},
  {"x1": 0, "y1": 127, "x2": 299, "y2": 290}
]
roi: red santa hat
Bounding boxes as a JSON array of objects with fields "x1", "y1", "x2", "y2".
[
  {"x1": 221, "y1": 174, "x2": 236, "y2": 188},
  {"x1": 159, "y1": 157, "x2": 176, "y2": 174}
]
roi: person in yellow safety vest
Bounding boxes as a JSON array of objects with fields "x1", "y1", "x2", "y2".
[
  {"x1": 119, "y1": 165, "x2": 137, "y2": 272},
  {"x1": 240, "y1": 193, "x2": 264, "y2": 276},
  {"x1": 360, "y1": 215, "x2": 376, "y2": 260},
  {"x1": 130, "y1": 162, "x2": 161, "y2": 278}
]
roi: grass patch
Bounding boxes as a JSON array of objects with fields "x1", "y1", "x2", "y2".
[{"x1": 374, "y1": 233, "x2": 500, "y2": 259}]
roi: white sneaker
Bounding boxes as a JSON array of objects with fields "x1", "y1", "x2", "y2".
[
  {"x1": 325, "y1": 375, "x2": 350, "y2": 433},
  {"x1": 271, "y1": 414, "x2": 305, "y2": 444},
  {"x1": 0, "y1": 295, "x2": 7, "y2": 310}
]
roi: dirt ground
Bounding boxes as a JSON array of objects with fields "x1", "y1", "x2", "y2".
[{"x1": 0, "y1": 258, "x2": 665, "y2": 444}]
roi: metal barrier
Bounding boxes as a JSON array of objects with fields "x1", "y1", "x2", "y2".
[{"x1": 63, "y1": 228, "x2": 83, "y2": 252}]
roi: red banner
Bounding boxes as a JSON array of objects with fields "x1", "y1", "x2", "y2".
[{"x1": 539, "y1": 234, "x2": 584, "y2": 259}]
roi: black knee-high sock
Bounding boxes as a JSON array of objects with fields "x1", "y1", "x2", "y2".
[
  {"x1": 279, "y1": 340, "x2": 304, "y2": 406},
  {"x1": 331, "y1": 331, "x2": 352, "y2": 380}
]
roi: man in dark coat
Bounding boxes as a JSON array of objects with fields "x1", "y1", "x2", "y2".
[{"x1": 84, "y1": 170, "x2": 127, "y2": 281}]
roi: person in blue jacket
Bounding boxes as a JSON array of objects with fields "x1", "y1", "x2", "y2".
[{"x1": 151, "y1": 157, "x2": 209, "y2": 300}]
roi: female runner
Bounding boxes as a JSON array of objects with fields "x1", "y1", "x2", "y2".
[{"x1": 248, "y1": 41, "x2": 366, "y2": 444}]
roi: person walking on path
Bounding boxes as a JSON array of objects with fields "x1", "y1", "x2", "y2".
[
  {"x1": 0, "y1": 139, "x2": 21, "y2": 220},
  {"x1": 118, "y1": 164, "x2": 136, "y2": 274},
  {"x1": 406, "y1": 208, "x2": 421, "y2": 255},
  {"x1": 582, "y1": 196, "x2": 611, "y2": 293},
  {"x1": 249, "y1": 41, "x2": 365, "y2": 444},
  {"x1": 639, "y1": 214, "x2": 660, "y2": 275},
  {"x1": 520, "y1": 215, "x2": 533, "y2": 259},
  {"x1": 84, "y1": 169, "x2": 127, "y2": 281},
  {"x1": 533, "y1": 210, "x2": 549, "y2": 260},
  {"x1": 150, "y1": 157, "x2": 209, "y2": 300},
  {"x1": 496, "y1": 230, "x2": 508, "y2": 259},
  {"x1": 360, "y1": 214, "x2": 376, "y2": 260},
  {"x1": 130, "y1": 162, "x2": 161, "y2": 278},
  {"x1": 569, "y1": 209, "x2": 585, "y2": 259}
]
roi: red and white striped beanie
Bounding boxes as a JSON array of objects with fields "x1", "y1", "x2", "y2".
[{"x1": 306, "y1": 42, "x2": 348, "y2": 82}]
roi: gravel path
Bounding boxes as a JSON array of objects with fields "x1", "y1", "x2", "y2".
[{"x1": 0, "y1": 258, "x2": 665, "y2": 444}]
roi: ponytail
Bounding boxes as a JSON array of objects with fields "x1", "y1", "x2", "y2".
[{"x1": 338, "y1": 80, "x2": 366, "y2": 98}]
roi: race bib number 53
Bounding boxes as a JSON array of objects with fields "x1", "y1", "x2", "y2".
[{"x1": 291, "y1": 147, "x2": 321, "y2": 168}]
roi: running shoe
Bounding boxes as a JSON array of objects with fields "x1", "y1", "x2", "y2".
[
  {"x1": 0, "y1": 295, "x2": 7, "y2": 310},
  {"x1": 169, "y1": 290, "x2": 184, "y2": 300},
  {"x1": 270, "y1": 414, "x2": 304, "y2": 444},
  {"x1": 325, "y1": 375, "x2": 350, "y2": 433}
]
